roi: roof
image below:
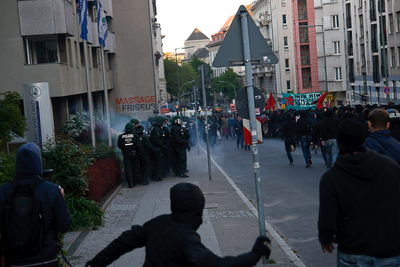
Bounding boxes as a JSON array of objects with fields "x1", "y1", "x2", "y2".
[
  {"x1": 219, "y1": 4, "x2": 253, "y2": 33},
  {"x1": 194, "y1": 48, "x2": 209, "y2": 59},
  {"x1": 185, "y1": 28, "x2": 209, "y2": 41}
]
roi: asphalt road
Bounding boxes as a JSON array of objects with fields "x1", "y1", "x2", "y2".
[{"x1": 205, "y1": 135, "x2": 337, "y2": 266}]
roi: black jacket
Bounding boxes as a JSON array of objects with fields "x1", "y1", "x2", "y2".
[
  {"x1": 320, "y1": 117, "x2": 339, "y2": 141},
  {"x1": 171, "y1": 124, "x2": 188, "y2": 147},
  {"x1": 277, "y1": 114, "x2": 296, "y2": 137},
  {"x1": 0, "y1": 143, "x2": 71, "y2": 265},
  {"x1": 87, "y1": 183, "x2": 261, "y2": 267},
  {"x1": 296, "y1": 117, "x2": 313, "y2": 137},
  {"x1": 318, "y1": 148, "x2": 400, "y2": 257},
  {"x1": 117, "y1": 130, "x2": 136, "y2": 154}
]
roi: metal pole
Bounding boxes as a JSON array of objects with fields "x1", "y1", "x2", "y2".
[
  {"x1": 378, "y1": 0, "x2": 389, "y2": 103},
  {"x1": 193, "y1": 85, "x2": 200, "y2": 155},
  {"x1": 100, "y1": 46, "x2": 112, "y2": 146},
  {"x1": 83, "y1": 40, "x2": 96, "y2": 147},
  {"x1": 240, "y1": 11, "x2": 266, "y2": 263},
  {"x1": 201, "y1": 64, "x2": 212, "y2": 180},
  {"x1": 321, "y1": 25, "x2": 328, "y2": 93}
]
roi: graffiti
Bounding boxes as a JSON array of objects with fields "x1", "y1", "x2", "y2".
[{"x1": 282, "y1": 92, "x2": 322, "y2": 110}]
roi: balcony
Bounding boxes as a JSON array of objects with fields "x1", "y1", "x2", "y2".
[
  {"x1": 259, "y1": 14, "x2": 271, "y2": 26},
  {"x1": 18, "y1": 0, "x2": 74, "y2": 36}
]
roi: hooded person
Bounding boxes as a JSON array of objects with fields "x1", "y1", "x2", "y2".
[
  {"x1": 85, "y1": 183, "x2": 271, "y2": 267},
  {"x1": 117, "y1": 123, "x2": 137, "y2": 187},
  {"x1": 318, "y1": 119, "x2": 400, "y2": 265},
  {"x1": 0, "y1": 142, "x2": 71, "y2": 267},
  {"x1": 277, "y1": 112, "x2": 297, "y2": 164}
]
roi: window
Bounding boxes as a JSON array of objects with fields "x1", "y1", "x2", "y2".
[
  {"x1": 299, "y1": 23, "x2": 309, "y2": 43},
  {"x1": 361, "y1": 44, "x2": 366, "y2": 66},
  {"x1": 393, "y1": 81, "x2": 397, "y2": 100},
  {"x1": 332, "y1": 15, "x2": 339, "y2": 28},
  {"x1": 301, "y1": 45, "x2": 310, "y2": 65},
  {"x1": 287, "y1": 81, "x2": 291, "y2": 91},
  {"x1": 298, "y1": 0, "x2": 307, "y2": 20},
  {"x1": 282, "y1": 0, "x2": 287, "y2": 6},
  {"x1": 285, "y1": 58, "x2": 290, "y2": 71},
  {"x1": 283, "y1": 15, "x2": 287, "y2": 28},
  {"x1": 391, "y1": 47, "x2": 395, "y2": 67},
  {"x1": 397, "y1": 12, "x2": 400, "y2": 32},
  {"x1": 359, "y1": 15, "x2": 364, "y2": 38},
  {"x1": 389, "y1": 14, "x2": 394, "y2": 34},
  {"x1": 284, "y1": 36, "x2": 288, "y2": 49},
  {"x1": 376, "y1": 87, "x2": 380, "y2": 104},
  {"x1": 302, "y1": 67, "x2": 312, "y2": 88},
  {"x1": 398, "y1": 47, "x2": 400, "y2": 66},
  {"x1": 359, "y1": 0, "x2": 362, "y2": 8},
  {"x1": 333, "y1": 41, "x2": 340, "y2": 54},
  {"x1": 334, "y1": 67, "x2": 342, "y2": 80},
  {"x1": 352, "y1": 86, "x2": 356, "y2": 101}
]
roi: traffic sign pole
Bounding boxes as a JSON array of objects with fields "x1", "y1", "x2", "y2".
[
  {"x1": 200, "y1": 63, "x2": 212, "y2": 180},
  {"x1": 240, "y1": 10, "x2": 267, "y2": 263}
]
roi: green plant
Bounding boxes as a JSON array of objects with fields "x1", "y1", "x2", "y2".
[
  {"x1": 0, "y1": 91, "x2": 27, "y2": 143},
  {"x1": 41, "y1": 135, "x2": 92, "y2": 198},
  {"x1": 64, "y1": 195, "x2": 104, "y2": 229},
  {"x1": 0, "y1": 150, "x2": 16, "y2": 185}
]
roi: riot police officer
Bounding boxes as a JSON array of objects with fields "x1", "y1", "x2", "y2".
[
  {"x1": 170, "y1": 116, "x2": 189, "y2": 178},
  {"x1": 117, "y1": 123, "x2": 136, "y2": 188},
  {"x1": 148, "y1": 116, "x2": 166, "y2": 181}
]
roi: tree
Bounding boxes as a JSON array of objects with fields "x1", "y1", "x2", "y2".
[
  {"x1": 211, "y1": 68, "x2": 241, "y2": 102},
  {"x1": 0, "y1": 91, "x2": 27, "y2": 143},
  {"x1": 164, "y1": 56, "x2": 198, "y2": 99}
]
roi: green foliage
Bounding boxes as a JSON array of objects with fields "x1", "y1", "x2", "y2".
[
  {"x1": 41, "y1": 135, "x2": 92, "y2": 198},
  {"x1": 0, "y1": 150, "x2": 16, "y2": 185},
  {"x1": 0, "y1": 91, "x2": 27, "y2": 143},
  {"x1": 65, "y1": 195, "x2": 104, "y2": 229},
  {"x1": 164, "y1": 56, "x2": 199, "y2": 98},
  {"x1": 211, "y1": 68, "x2": 241, "y2": 102}
]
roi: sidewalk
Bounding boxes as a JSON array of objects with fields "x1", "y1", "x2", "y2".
[{"x1": 64, "y1": 148, "x2": 303, "y2": 266}]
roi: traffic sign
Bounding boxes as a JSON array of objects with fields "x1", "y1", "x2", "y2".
[
  {"x1": 383, "y1": 86, "x2": 390, "y2": 94},
  {"x1": 235, "y1": 86, "x2": 265, "y2": 119},
  {"x1": 212, "y1": 5, "x2": 278, "y2": 67}
]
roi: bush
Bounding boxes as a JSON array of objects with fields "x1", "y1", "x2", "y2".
[
  {"x1": 0, "y1": 150, "x2": 16, "y2": 185},
  {"x1": 41, "y1": 135, "x2": 92, "y2": 198},
  {"x1": 61, "y1": 110, "x2": 104, "y2": 144},
  {"x1": 86, "y1": 157, "x2": 121, "y2": 202},
  {"x1": 64, "y1": 195, "x2": 104, "y2": 229}
]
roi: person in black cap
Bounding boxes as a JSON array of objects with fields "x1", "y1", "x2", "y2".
[
  {"x1": 117, "y1": 123, "x2": 137, "y2": 188},
  {"x1": 85, "y1": 183, "x2": 271, "y2": 267},
  {"x1": 318, "y1": 119, "x2": 400, "y2": 265}
]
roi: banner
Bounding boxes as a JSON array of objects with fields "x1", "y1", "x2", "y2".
[
  {"x1": 78, "y1": 0, "x2": 88, "y2": 40},
  {"x1": 98, "y1": 2, "x2": 108, "y2": 46},
  {"x1": 281, "y1": 92, "x2": 322, "y2": 110}
]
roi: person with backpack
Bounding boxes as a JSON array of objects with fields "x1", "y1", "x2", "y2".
[
  {"x1": 296, "y1": 110, "x2": 314, "y2": 167},
  {"x1": 0, "y1": 142, "x2": 71, "y2": 267}
]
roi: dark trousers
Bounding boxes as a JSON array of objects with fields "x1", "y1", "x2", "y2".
[
  {"x1": 171, "y1": 145, "x2": 187, "y2": 175},
  {"x1": 284, "y1": 136, "x2": 296, "y2": 163},
  {"x1": 123, "y1": 152, "x2": 135, "y2": 185},
  {"x1": 133, "y1": 154, "x2": 149, "y2": 184},
  {"x1": 150, "y1": 150, "x2": 164, "y2": 179}
]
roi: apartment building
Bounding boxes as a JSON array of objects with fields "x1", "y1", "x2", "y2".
[
  {"x1": 0, "y1": 0, "x2": 162, "y2": 138},
  {"x1": 251, "y1": 0, "x2": 297, "y2": 107},
  {"x1": 346, "y1": 0, "x2": 400, "y2": 105}
]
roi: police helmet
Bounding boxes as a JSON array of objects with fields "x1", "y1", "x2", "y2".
[
  {"x1": 387, "y1": 109, "x2": 400, "y2": 121},
  {"x1": 124, "y1": 122, "x2": 134, "y2": 131}
]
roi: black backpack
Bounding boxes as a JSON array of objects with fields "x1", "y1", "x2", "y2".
[
  {"x1": 299, "y1": 119, "x2": 311, "y2": 132},
  {"x1": 2, "y1": 177, "x2": 44, "y2": 258}
]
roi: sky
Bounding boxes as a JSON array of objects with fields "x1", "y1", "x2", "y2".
[{"x1": 156, "y1": 0, "x2": 253, "y2": 53}]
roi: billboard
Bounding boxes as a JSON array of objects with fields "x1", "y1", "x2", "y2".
[
  {"x1": 22, "y1": 82, "x2": 53, "y2": 147},
  {"x1": 282, "y1": 92, "x2": 323, "y2": 110}
]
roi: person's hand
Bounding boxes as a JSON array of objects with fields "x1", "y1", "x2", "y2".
[
  {"x1": 321, "y1": 243, "x2": 335, "y2": 253},
  {"x1": 59, "y1": 186, "x2": 65, "y2": 197},
  {"x1": 252, "y1": 236, "x2": 271, "y2": 259}
]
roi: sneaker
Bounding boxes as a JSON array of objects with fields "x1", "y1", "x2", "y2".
[
  {"x1": 179, "y1": 173, "x2": 189, "y2": 178},
  {"x1": 245, "y1": 146, "x2": 247, "y2": 150},
  {"x1": 290, "y1": 145, "x2": 295, "y2": 152},
  {"x1": 305, "y1": 163, "x2": 311, "y2": 168},
  {"x1": 309, "y1": 159, "x2": 313, "y2": 165},
  {"x1": 156, "y1": 177, "x2": 163, "y2": 182},
  {"x1": 315, "y1": 150, "x2": 318, "y2": 154},
  {"x1": 290, "y1": 162, "x2": 294, "y2": 165}
]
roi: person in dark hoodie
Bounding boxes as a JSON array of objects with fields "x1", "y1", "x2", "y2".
[
  {"x1": 364, "y1": 108, "x2": 400, "y2": 165},
  {"x1": 0, "y1": 142, "x2": 71, "y2": 267},
  {"x1": 85, "y1": 183, "x2": 271, "y2": 267},
  {"x1": 277, "y1": 112, "x2": 297, "y2": 165},
  {"x1": 318, "y1": 119, "x2": 400, "y2": 266},
  {"x1": 296, "y1": 110, "x2": 314, "y2": 167},
  {"x1": 320, "y1": 108, "x2": 339, "y2": 169}
]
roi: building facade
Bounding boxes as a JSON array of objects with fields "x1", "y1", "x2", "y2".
[{"x1": 0, "y1": 0, "x2": 163, "y2": 142}]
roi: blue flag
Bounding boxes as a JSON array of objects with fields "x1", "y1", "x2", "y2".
[
  {"x1": 78, "y1": 0, "x2": 88, "y2": 40},
  {"x1": 98, "y1": 2, "x2": 108, "y2": 46}
]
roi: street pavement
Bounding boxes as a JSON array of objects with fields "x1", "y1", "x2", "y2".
[{"x1": 64, "y1": 134, "x2": 336, "y2": 266}]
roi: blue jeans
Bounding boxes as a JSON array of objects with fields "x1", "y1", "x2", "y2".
[
  {"x1": 325, "y1": 139, "x2": 338, "y2": 168},
  {"x1": 236, "y1": 134, "x2": 244, "y2": 147},
  {"x1": 338, "y1": 251, "x2": 400, "y2": 267},
  {"x1": 229, "y1": 126, "x2": 236, "y2": 139},
  {"x1": 301, "y1": 135, "x2": 312, "y2": 164}
]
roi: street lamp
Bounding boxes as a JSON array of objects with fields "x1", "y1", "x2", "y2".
[
  {"x1": 178, "y1": 80, "x2": 195, "y2": 113},
  {"x1": 175, "y1": 46, "x2": 195, "y2": 97},
  {"x1": 299, "y1": 25, "x2": 328, "y2": 93},
  {"x1": 219, "y1": 80, "x2": 237, "y2": 96}
]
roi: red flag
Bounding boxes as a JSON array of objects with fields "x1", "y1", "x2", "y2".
[
  {"x1": 265, "y1": 93, "x2": 275, "y2": 111},
  {"x1": 311, "y1": 92, "x2": 327, "y2": 110}
]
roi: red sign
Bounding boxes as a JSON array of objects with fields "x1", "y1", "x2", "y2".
[
  {"x1": 161, "y1": 108, "x2": 169, "y2": 114},
  {"x1": 383, "y1": 86, "x2": 390, "y2": 95}
]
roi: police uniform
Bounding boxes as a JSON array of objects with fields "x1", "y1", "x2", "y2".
[
  {"x1": 170, "y1": 116, "x2": 189, "y2": 178},
  {"x1": 148, "y1": 117, "x2": 166, "y2": 181},
  {"x1": 117, "y1": 123, "x2": 136, "y2": 187}
]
